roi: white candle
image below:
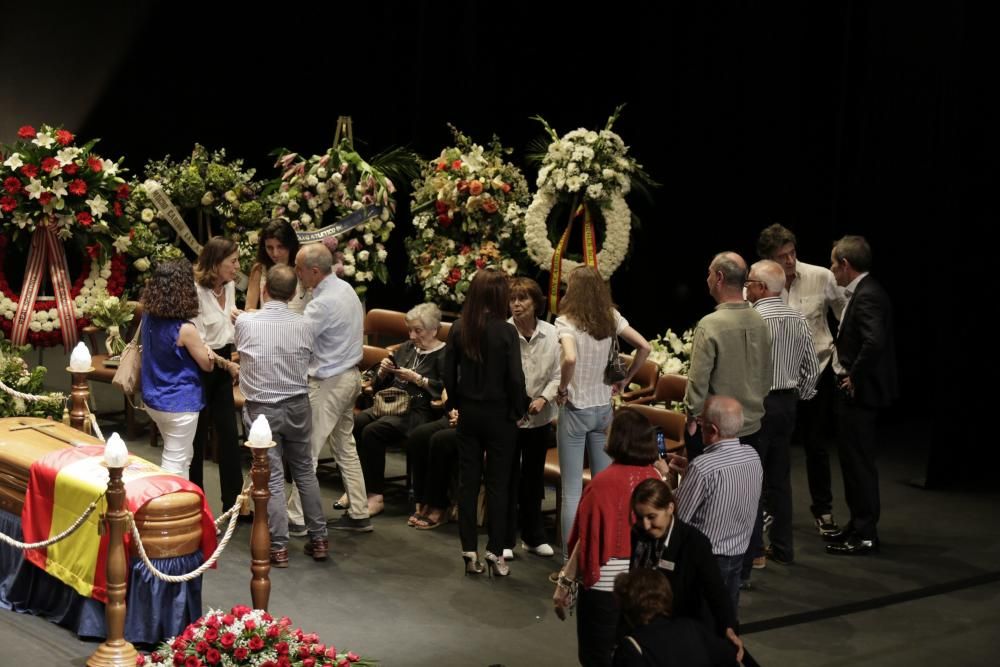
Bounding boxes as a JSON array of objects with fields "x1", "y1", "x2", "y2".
[
  {"x1": 69, "y1": 342, "x2": 92, "y2": 372},
  {"x1": 247, "y1": 414, "x2": 272, "y2": 446},
  {"x1": 104, "y1": 432, "x2": 129, "y2": 467}
]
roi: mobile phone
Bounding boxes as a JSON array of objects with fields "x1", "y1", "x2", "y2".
[
  {"x1": 655, "y1": 428, "x2": 667, "y2": 458},
  {"x1": 386, "y1": 354, "x2": 397, "y2": 367}
]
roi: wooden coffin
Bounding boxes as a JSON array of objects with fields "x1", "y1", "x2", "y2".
[{"x1": 0, "y1": 417, "x2": 203, "y2": 559}]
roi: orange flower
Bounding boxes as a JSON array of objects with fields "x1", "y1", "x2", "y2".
[{"x1": 468, "y1": 180, "x2": 483, "y2": 196}]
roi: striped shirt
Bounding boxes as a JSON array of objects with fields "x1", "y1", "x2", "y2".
[
  {"x1": 753, "y1": 296, "x2": 821, "y2": 399},
  {"x1": 508, "y1": 317, "x2": 561, "y2": 428},
  {"x1": 304, "y1": 273, "x2": 364, "y2": 379},
  {"x1": 676, "y1": 438, "x2": 762, "y2": 557},
  {"x1": 555, "y1": 309, "x2": 628, "y2": 409},
  {"x1": 591, "y1": 558, "x2": 631, "y2": 592},
  {"x1": 234, "y1": 301, "x2": 314, "y2": 403}
]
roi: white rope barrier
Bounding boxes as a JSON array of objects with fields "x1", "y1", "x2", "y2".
[
  {"x1": 0, "y1": 378, "x2": 65, "y2": 403},
  {"x1": 0, "y1": 494, "x2": 104, "y2": 550},
  {"x1": 128, "y1": 488, "x2": 249, "y2": 584}
]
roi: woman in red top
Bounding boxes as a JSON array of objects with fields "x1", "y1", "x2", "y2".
[{"x1": 552, "y1": 409, "x2": 661, "y2": 667}]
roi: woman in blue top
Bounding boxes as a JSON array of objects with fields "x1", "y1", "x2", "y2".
[{"x1": 141, "y1": 259, "x2": 216, "y2": 478}]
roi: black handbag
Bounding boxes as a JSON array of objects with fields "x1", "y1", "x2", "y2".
[{"x1": 604, "y1": 335, "x2": 627, "y2": 384}]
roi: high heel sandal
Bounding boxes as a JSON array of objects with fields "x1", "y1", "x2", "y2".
[
  {"x1": 463, "y1": 551, "x2": 485, "y2": 576},
  {"x1": 484, "y1": 551, "x2": 510, "y2": 577}
]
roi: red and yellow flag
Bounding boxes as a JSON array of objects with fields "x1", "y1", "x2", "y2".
[{"x1": 21, "y1": 445, "x2": 217, "y2": 602}]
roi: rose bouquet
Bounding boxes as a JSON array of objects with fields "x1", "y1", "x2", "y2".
[
  {"x1": 138, "y1": 605, "x2": 376, "y2": 667},
  {"x1": 406, "y1": 127, "x2": 529, "y2": 307}
]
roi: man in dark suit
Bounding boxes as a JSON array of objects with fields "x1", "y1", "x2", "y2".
[{"x1": 825, "y1": 236, "x2": 898, "y2": 556}]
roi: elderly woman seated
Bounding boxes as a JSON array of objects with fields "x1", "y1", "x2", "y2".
[{"x1": 354, "y1": 303, "x2": 447, "y2": 516}]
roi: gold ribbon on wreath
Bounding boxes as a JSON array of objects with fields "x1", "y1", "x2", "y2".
[
  {"x1": 10, "y1": 219, "x2": 78, "y2": 350},
  {"x1": 548, "y1": 201, "x2": 599, "y2": 316}
]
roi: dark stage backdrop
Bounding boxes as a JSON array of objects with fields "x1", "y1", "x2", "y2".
[{"x1": 2, "y1": 1, "x2": 994, "y2": 483}]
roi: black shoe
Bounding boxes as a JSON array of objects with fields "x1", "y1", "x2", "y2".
[
  {"x1": 765, "y1": 545, "x2": 794, "y2": 565},
  {"x1": 815, "y1": 514, "x2": 840, "y2": 537},
  {"x1": 826, "y1": 535, "x2": 879, "y2": 556},
  {"x1": 739, "y1": 579, "x2": 752, "y2": 592},
  {"x1": 822, "y1": 527, "x2": 853, "y2": 543}
]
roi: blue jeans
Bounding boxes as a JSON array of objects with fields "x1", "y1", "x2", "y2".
[
  {"x1": 557, "y1": 402, "x2": 613, "y2": 555},
  {"x1": 716, "y1": 553, "x2": 744, "y2": 626}
]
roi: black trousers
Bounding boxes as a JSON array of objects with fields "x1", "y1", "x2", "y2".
[
  {"x1": 577, "y1": 587, "x2": 618, "y2": 667},
  {"x1": 743, "y1": 391, "x2": 797, "y2": 578},
  {"x1": 796, "y1": 364, "x2": 836, "y2": 517},
  {"x1": 191, "y1": 349, "x2": 242, "y2": 510},
  {"x1": 835, "y1": 391, "x2": 880, "y2": 540},
  {"x1": 456, "y1": 401, "x2": 517, "y2": 555},
  {"x1": 505, "y1": 424, "x2": 551, "y2": 549},
  {"x1": 355, "y1": 408, "x2": 425, "y2": 495},
  {"x1": 408, "y1": 416, "x2": 457, "y2": 509}
]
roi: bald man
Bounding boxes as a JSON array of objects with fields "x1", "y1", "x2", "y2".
[
  {"x1": 676, "y1": 395, "x2": 763, "y2": 622},
  {"x1": 742, "y1": 260, "x2": 820, "y2": 578},
  {"x1": 683, "y1": 252, "x2": 772, "y2": 459}
]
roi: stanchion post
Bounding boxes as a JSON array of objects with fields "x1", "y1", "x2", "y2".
[
  {"x1": 245, "y1": 440, "x2": 274, "y2": 611},
  {"x1": 88, "y1": 435, "x2": 137, "y2": 667}
]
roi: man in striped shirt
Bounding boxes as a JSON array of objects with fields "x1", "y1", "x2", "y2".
[
  {"x1": 742, "y1": 260, "x2": 821, "y2": 579},
  {"x1": 235, "y1": 264, "x2": 328, "y2": 566},
  {"x1": 676, "y1": 395, "x2": 762, "y2": 623}
]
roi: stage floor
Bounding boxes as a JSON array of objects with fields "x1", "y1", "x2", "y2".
[{"x1": 2, "y1": 417, "x2": 997, "y2": 666}]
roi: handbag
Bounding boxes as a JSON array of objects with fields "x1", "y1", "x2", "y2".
[
  {"x1": 603, "y1": 334, "x2": 627, "y2": 384},
  {"x1": 371, "y1": 386, "x2": 411, "y2": 417},
  {"x1": 112, "y1": 320, "x2": 142, "y2": 395}
]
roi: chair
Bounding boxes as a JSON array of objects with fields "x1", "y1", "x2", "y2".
[
  {"x1": 618, "y1": 403, "x2": 686, "y2": 455},
  {"x1": 542, "y1": 446, "x2": 592, "y2": 547},
  {"x1": 364, "y1": 309, "x2": 410, "y2": 348},
  {"x1": 633, "y1": 373, "x2": 688, "y2": 407},
  {"x1": 619, "y1": 356, "x2": 660, "y2": 403},
  {"x1": 436, "y1": 321, "x2": 452, "y2": 343}
]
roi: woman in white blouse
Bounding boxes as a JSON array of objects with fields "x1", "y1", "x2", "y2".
[
  {"x1": 554, "y1": 266, "x2": 651, "y2": 558},
  {"x1": 191, "y1": 237, "x2": 243, "y2": 513}
]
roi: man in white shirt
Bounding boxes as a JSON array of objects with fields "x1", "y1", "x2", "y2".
[
  {"x1": 291, "y1": 243, "x2": 372, "y2": 533},
  {"x1": 757, "y1": 224, "x2": 846, "y2": 537}
]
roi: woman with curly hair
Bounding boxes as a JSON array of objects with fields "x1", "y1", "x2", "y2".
[
  {"x1": 192, "y1": 237, "x2": 243, "y2": 511},
  {"x1": 244, "y1": 219, "x2": 305, "y2": 312},
  {"x1": 140, "y1": 259, "x2": 216, "y2": 478},
  {"x1": 554, "y1": 266, "x2": 651, "y2": 555}
]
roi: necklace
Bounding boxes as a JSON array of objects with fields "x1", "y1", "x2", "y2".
[{"x1": 211, "y1": 285, "x2": 225, "y2": 298}]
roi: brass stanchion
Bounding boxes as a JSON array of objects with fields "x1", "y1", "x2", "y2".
[
  {"x1": 245, "y1": 439, "x2": 274, "y2": 611},
  {"x1": 88, "y1": 434, "x2": 137, "y2": 667}
]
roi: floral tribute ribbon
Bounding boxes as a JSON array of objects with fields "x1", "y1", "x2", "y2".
[
  {"x1": 548, "y1": 203, "x2": 599, "y2": 315},
  {"x1": 144, "y1": 178, "x2": 248, "y2": 285},
  {"x1": 295, "y1": 205, "x2": 385, "y2": 244},
  {"x1": 144, "y1": 179, "x2": 203, "y2": 255},
  {"x1": 11, "y1": 220, "x2": 78, "y2": 350}
]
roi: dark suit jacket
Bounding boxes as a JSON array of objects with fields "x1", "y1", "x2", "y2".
[{"x1": 836, "y1": 274, "x2": 898, "y2": 409}]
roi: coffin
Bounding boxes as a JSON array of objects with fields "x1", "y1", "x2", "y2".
[{"x1": 0, "y1": 417, "x2": 202, "y2": 559}]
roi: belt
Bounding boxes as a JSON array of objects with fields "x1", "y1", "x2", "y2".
[{"x1": 770, "y1": 388, "x2": 798, "y2": 396}]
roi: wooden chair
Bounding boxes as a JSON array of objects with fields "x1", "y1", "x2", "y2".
[
  {"x1": 618, "y1": 403, "x2": 686, "y2": 455},
  {"x1": 633, "y1": 373, "x2": 688, "y2": 407},
  {"x1": 619, "y1": 357, "x2": 660, "y2": 403},
  {"x1": 436, "y1": 321, "x2": 452, "y2": 343},
  {"x1": 364, "y1": 309, "x2": 410, "y2": 348},
  {"x1": 542, "y1": 446, "x2": 592, "y2": 547}
]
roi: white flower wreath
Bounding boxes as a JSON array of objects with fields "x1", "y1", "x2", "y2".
[{"x1": 524, "y1": 189, "x2": 631, "y2": 281}]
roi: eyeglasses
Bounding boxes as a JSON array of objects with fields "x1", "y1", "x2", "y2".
[{"x1": 743, "y1": 279, "x2": 766, "y2": 288}]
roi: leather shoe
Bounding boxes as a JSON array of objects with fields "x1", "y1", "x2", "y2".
[
  {"x1": 269, "y1": 547, "x2": 289, "y2": 568},
  {"x1": 826, "y1": 535, "x2": 879, "y2": 556},
  {"x1": 304, "y1": 538, "x2": 330, "y2": 561},
  {"x1": 822, "y1": 527, "x2": 854, "y2": 543}
]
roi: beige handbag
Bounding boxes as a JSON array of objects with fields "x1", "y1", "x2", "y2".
[
  {"x1": 371, "y1": 387, "x2": 410, "y2": 417},
  {"x1": 112, "y1": 322, "x2": 142, "y2": 395}
]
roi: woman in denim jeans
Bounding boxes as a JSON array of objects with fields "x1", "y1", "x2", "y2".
[{"x1": 554, "y1": 267, "x2": 650, "y2": 557}]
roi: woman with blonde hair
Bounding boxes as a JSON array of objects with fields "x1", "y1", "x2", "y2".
[{"x1": 554, "y1": 266, "x2": 651, "y2": 555}]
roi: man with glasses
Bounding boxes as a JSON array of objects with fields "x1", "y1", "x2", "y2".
[
  {"x1": 741, "y1": 260, "x2": 820, "y2": 583},
  {"x1": 756, "y1": 224, "x2": 846, "y2": 538},
  {"x1": 683, "y1": 251, "x2": 772, "y2": 459}
]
